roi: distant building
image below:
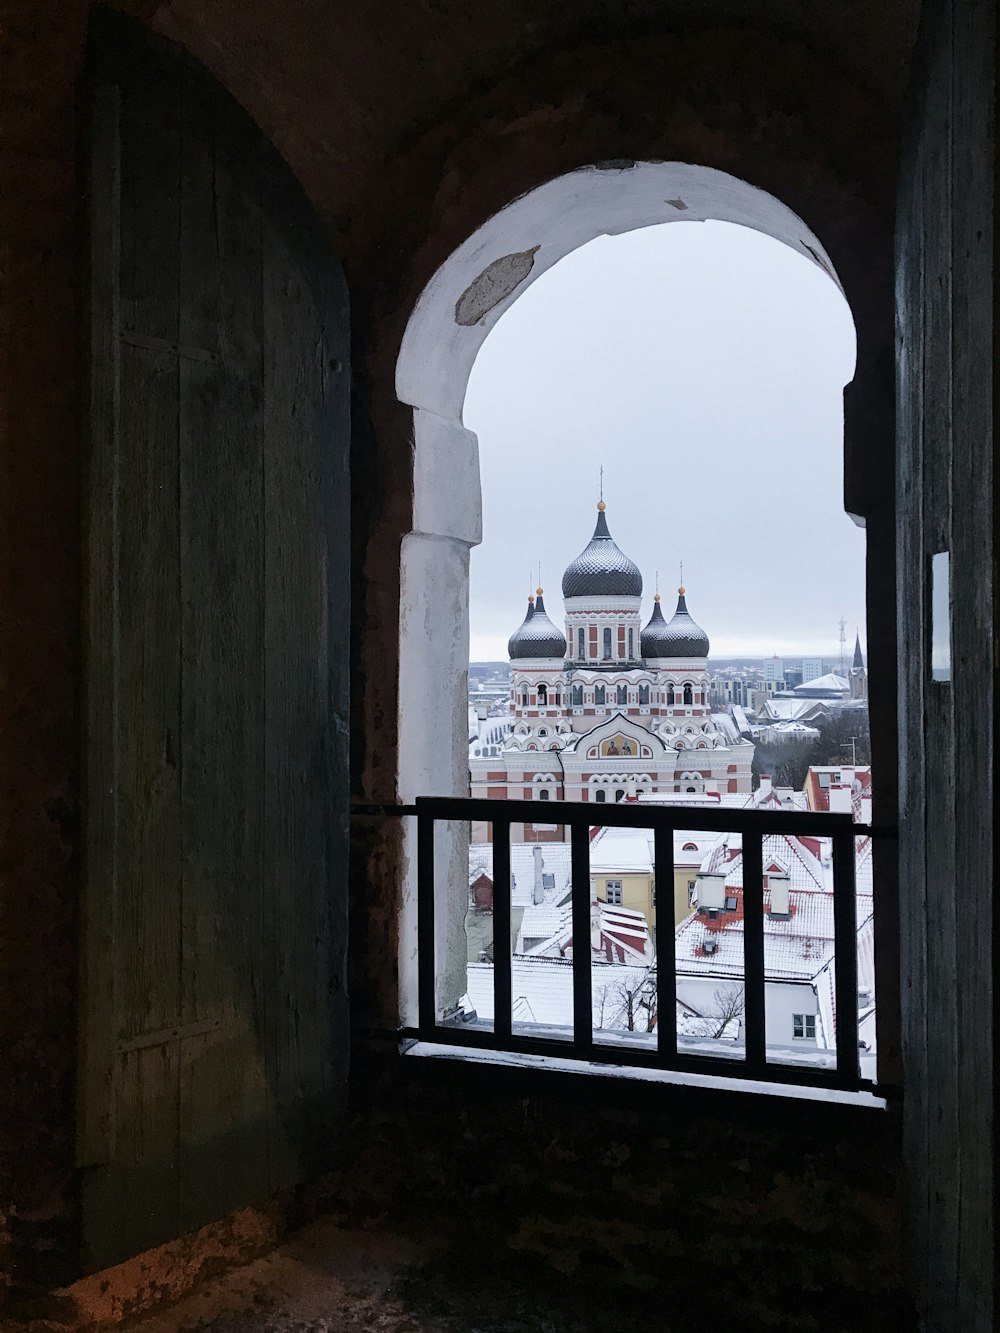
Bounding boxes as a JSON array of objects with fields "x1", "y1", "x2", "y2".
[
  {"x1": 469, "y1": 501, "x2": 754, "y2": 839},
  {"x1": 801, "y1": 657, "x2": 825, "y2": 682},
  {"x1": 675, "y1": 830, "x2": 876, "y2": 1066},
  {"x1": 764, "y1": 655, "x2": 785, "y2": 685},
  {"x1": 849, "y1": 632, "x2": 869, "y2": 702},
  {"x1": 803, "y1": 765, "x2": 873, "y2": 819}
]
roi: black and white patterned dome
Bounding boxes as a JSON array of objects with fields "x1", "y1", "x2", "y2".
[
  {"x1": 655, "y1": 589, "x2": 710, "y2": 658},
  {"x1": 508, "y1": 592, "x2": 567, "y2": 660},
  {"x1": 561, "y1": 504, "x2": 643, "y2": 599},
  {"x1": 640, "y1": 595, "x2": 671, "y2": 656}
]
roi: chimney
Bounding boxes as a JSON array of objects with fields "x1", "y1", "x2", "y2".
[
  {"x1": 697, "y1": 874, "x2": 726, "y2": 911},
  {"x1": 758, "y1": 773, "x2": 772, "y2": 798},
  {"x1": 829, "y1": 784, "x2": 852, "y2": 814},
  {"x1": 532, "y1": 844, "x2": 544, "y2": 904},
  {"x1": 769, "y1": 875, "x2": 790, "y2": 917},
  {"x1": 860, "y1": 793, "x2": 873, "y2": 826},
  {"x1": 590, "y1": 900, "x2": 602, "y2": 952}
]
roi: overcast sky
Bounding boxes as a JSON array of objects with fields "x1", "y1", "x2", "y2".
[{"x1": 463, "y1": 220, "x2": 863, "y2": 664}]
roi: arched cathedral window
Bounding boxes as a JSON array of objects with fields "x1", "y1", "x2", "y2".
[{"x1": 683, "y1": 683, "x2": 693, "y2": 705}]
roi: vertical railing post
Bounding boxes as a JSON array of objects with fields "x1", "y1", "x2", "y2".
[
  {"x1": 492, "y1": 818, "x2": 512, "y2": 1043},
  {"x1": 832, "y1": 824, "x2": 859, "y2": 1086},
  {"x1": 654, "y1": 818, "x2": 677, "y2": 1063},
  {"x1": 742, "y1": 830, "x2": 766, "y2": 1073},
  {"x1": 417, "y1": 807, "x2": 436, "y2": 1035},
  {"x1": 571, "y1": 819, "x2": 593, "y2": 1055}
]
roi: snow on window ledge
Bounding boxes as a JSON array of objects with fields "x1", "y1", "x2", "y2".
[{"x1": 401, "y1": 1039, "x2": 888, "y2": 1110}]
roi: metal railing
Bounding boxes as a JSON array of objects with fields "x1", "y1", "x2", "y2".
[{"x1": 359, "y1": 796, "x2": 878, "y2": 1094}]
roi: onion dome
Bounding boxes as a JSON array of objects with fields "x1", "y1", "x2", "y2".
[
  {"x1": 659, "y1": 586, "x2": 710, "y2": 658},
  {"x1": 562, "y1": 502, "x2": 643, "y2": 599},
  {"x1": 641, "y1": 593, "x2": 672, "y2": 657},
  {"x1": 508, "y1": 589, "x2": 567, "y2": 660}
]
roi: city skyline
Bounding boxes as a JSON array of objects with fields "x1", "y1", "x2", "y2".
[{"x1": 464, "y1": 220, "x2": 864, "y2": 661}]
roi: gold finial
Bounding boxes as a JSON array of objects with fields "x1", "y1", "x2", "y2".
[
  {"x1": 678, "y1": 586, "x2": 686, "y2": 596},
  {"x1": 597, "y1": 500, "x2": 606, "y2": 512},
  {"x1": 654, "y1": 593, "x2": 661, "y2": 603},
  {"x1": 536, "y1": 586, "x2": 544, "y2": 597}
]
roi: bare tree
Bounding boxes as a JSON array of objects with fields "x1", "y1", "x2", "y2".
[
  {"x1": 690, "y1": 985, "x2": 745, "y2": 1039},
  {"x1": 595, "y1": 967, "x2": 657, "y2": 1033}
]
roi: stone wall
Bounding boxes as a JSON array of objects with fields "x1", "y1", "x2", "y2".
[{"x1": 0, "y1": 0, "x2": 913, "y2": 1307}]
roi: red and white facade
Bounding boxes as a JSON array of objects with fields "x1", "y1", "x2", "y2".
[{"x1": 469, "y1": 502, "x2": 754, "y2": 839}]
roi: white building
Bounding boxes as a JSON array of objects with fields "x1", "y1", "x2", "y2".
[
  {"x1": 674, "y1": 830, "x2": 876, "y2": 1072},
  {"x1": 469, "y1": 501, "x2": 755, "y2": 839}
]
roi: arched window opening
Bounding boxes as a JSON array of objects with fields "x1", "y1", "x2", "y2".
[
  {"x1": 398, "y1": 161, "x2": 870, "y2": 1082},
  {"x1": 537, "y1": 683, "x2": 548, "y2": 705}
]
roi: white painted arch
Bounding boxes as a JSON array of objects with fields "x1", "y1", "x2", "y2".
[{"x1": 395, "y1": 161, "x2": 847, "y2": 1024}]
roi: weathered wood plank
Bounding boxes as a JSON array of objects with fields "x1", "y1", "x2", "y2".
[
  {"x1": 949, "y1": 1, "x2": 995, "y2": 1325},
  {"x1": 262, "y1": 165, "x2": 350, "y2": 1190},
  {"x1": 896, "y1": 7, "x2": 933, "y2": 1316},
  {"x1": 78, "y1": 79, "x2": 121, "y2": 1171},
  {"x1": 896, "y1": 2, "x2": 996, "y2": 1326},
  {"x1": 176, "y1": 68, "x2": 269, "y2": 1230},
  {"x1": 83, "y1": 12, "x2": 350, "y2": 1268}
]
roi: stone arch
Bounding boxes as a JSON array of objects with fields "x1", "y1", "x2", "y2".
[{"x1": 394, "y1": 160, "x2": 859, "y2": 1023}]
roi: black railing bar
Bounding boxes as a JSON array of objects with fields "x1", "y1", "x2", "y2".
[
  {"x1": 832, "y1": 829, "x2": 860, "y2": 1086},
  {"x1": 416, "y1": 812, "x2": 436, "y2": 1033},
  {"x1": 653, "y1": 825, "x2": 677, "y2": 1063},
  {"x1": 492, "y1": 818, "x2": 513, "y2": 1045},
  {"x1": 741, "y1": 829, "x2": 767, "y2": 1075},
  {"x1": 414, "y1": 1023, "x2": 870, "y2": 1092},
  {"x1": 353, "y1": 798, "x2": 897, "y2": 842},
  {"x1": 352, "y1": 802, "x2": 418, "y2": 817},
  {"x1": 411, "y1": 794, "x2": 865, "y2": 837},
  {"x1": 570, "y1": 822, "x2": 593, "y2": 1056}
]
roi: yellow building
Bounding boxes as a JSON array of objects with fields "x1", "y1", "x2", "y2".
[{"x1": 589, "y1": 827, "x2": 718, "y2": 934}]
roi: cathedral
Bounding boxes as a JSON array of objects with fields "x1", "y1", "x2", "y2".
[{"x1": 469, "y1": 502, "x2": 754, "y2": 834}]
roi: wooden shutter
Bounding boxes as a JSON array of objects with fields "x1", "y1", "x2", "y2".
[
  {"x1": 79, "y1": 14, "x2": 350, "y2": 1271},
  {"x1": 896, "y1": 1, "x2": 995, "y2": 1327}
]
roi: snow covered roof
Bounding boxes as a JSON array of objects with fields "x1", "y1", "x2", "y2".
[
  {"x1": 589, "y1": 826, "x2": 655, "y2": 874},
  {"x1": 468, "y1": 841, "x2": 573, "y2": 907},
  {"x1": 803, "y1": 765, "x2": 872, "y2": 813},
  {"x1": 794, "y1": 672, "x2": 849, "y2": 696},
  {"x1": 467, "y1": 956, "x2": 654, "y2": 1030},
  {"x1": 523, "y1": 897, "x2": 651, "y2": 965}
]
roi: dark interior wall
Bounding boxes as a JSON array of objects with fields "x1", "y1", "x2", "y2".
[
  {"x1": 0, "y1": 0, "x2": 914, "y2": 1304},
  {"x1": 896, "y1": 0, "x2": 997, "y2": 1326}
]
